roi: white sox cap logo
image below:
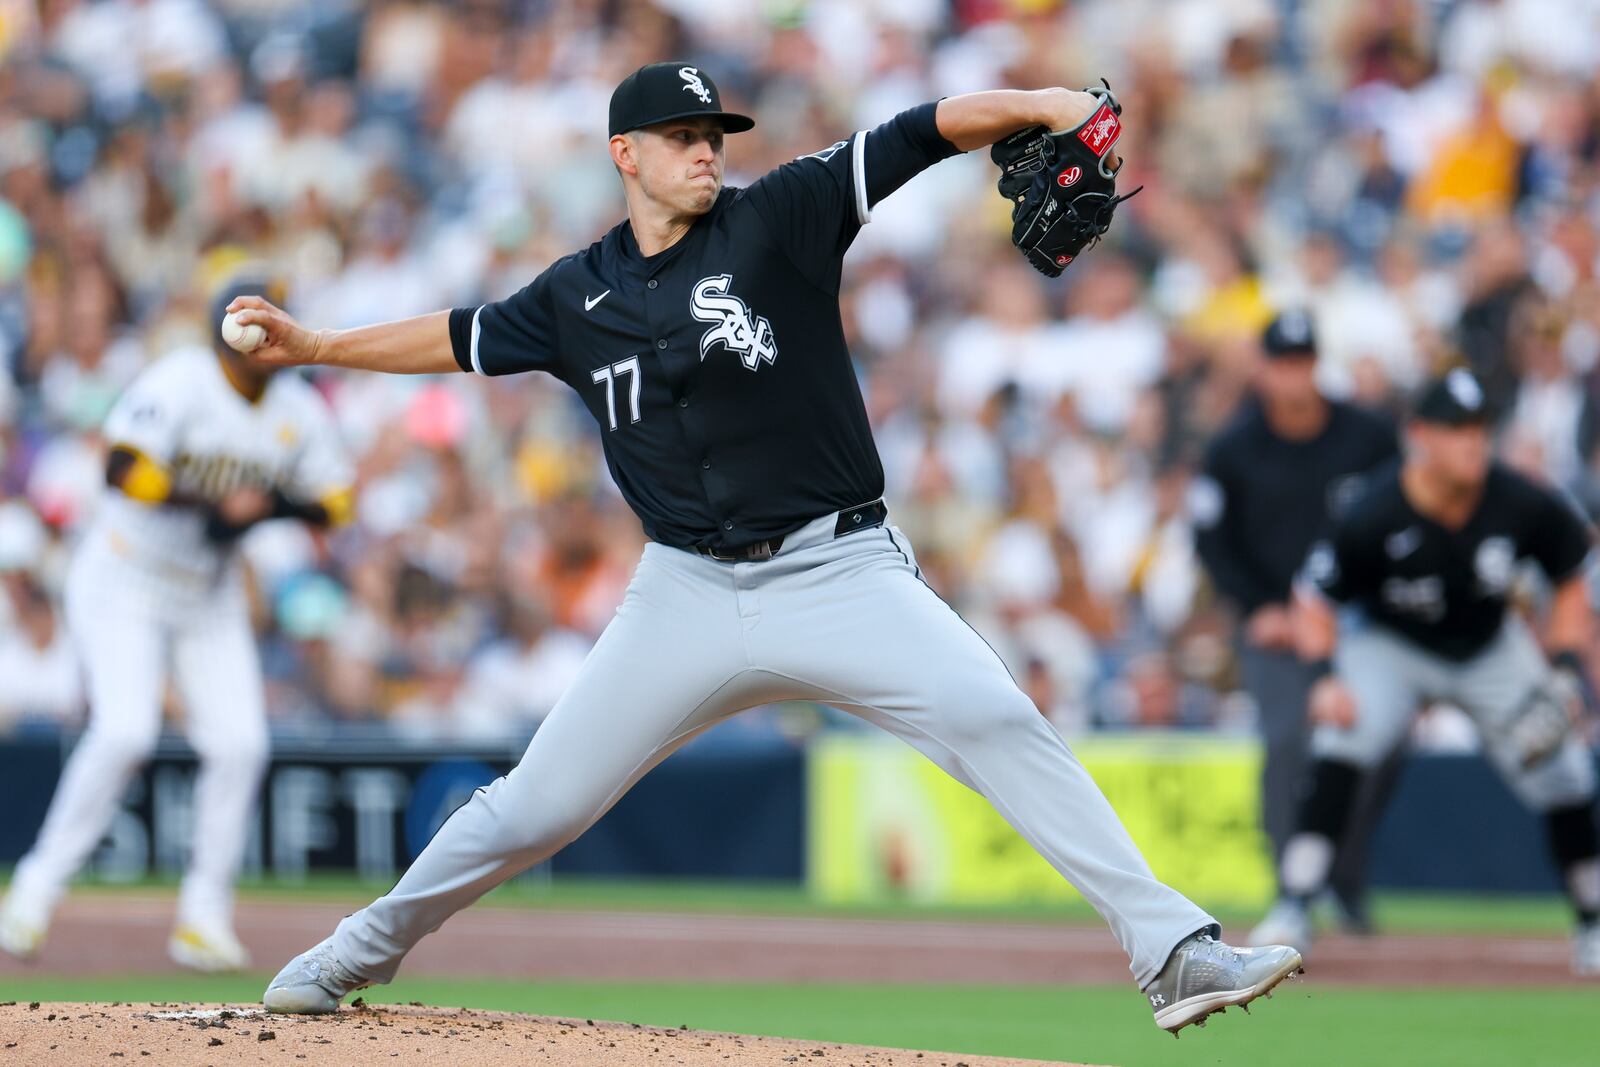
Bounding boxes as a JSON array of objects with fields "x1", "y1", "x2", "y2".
[
  {"x1": 1445, "y1": 367, "x2": 1484, "y2": 412},
  {"x1": 691, "y1": 274, "x2": 777, "y2": 371},
  {"x1": 679, "y1": 67, "x2": 712, "y2": 104},
  {"x1": 1278, "y1": 310, "x2": 1313, "y2": 346}
]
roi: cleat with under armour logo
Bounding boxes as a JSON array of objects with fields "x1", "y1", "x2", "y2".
[{"x1": 1143, "y1": 931, "x2": 1303, "y2": 1033}]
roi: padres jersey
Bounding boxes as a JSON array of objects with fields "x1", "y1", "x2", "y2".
[
  {"x1": 85, "y1": 345, "x2": 352, "y2": 596},
  {"x1": 1307, "y1": 460, "x2": 1593, "y2": 660},
  {"x1": 447, "y1": 103, "x2": 959, "y2": 553}
]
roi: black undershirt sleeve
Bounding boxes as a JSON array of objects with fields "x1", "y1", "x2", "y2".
[
  {"x1": 448, "y1": 307, "x2": 475, "y2": 374},
  {"x1": 743, "y1": 102, "x2": 961, "y2": 288},
  {"x1": 860, "y1": 101, "x2": 962, "y2": 208},
  {"x1": 268, "y1": 487, "x2": 332, "y2": 526}
]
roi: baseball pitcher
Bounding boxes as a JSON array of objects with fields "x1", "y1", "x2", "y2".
[{"x1": 234, "y1": 63, "x2": 1301, "y2": 1033}]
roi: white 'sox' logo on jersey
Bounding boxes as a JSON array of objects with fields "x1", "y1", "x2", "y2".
[
  {"x1": 691, "y1": 274, "x2": 777, "y2": 371},
  {"x1": 679, "y1": 67, "x2": 712, "y2": 104}
]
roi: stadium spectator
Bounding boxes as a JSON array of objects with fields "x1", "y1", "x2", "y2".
[{"x1": 0, "y1": 0, "x2": 1595, "y2": 745}]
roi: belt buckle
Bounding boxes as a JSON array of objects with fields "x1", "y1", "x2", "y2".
[{"x1": 706, "y1": 540, "x2": 773, "y2": 563}]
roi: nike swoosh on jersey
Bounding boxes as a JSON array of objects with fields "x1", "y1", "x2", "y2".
[
  {"x1": 1385, "y1": 527, "x2": 1423, "y2": 559},
  {"x1": 584, "y1": 291, "x2": 611, "y2": 311}
]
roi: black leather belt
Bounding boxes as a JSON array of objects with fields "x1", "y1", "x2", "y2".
[
  {"x1": 699, "y1": 538, "x2": 784, "y2": 563},
  {"x1": 698, "y1": 499, "x2": 886, "y2": 563}
]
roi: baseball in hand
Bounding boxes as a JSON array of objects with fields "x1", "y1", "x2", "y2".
[{"x1": 221, "y1": 311, "x2": 267, "y2": 353}]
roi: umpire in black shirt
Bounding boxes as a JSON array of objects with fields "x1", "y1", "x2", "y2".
[{"x1": 1193, "y1": 312, "x2": 1398, "y2": 920}]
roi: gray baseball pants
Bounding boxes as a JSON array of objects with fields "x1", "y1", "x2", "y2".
[
  {"x1": 1317, "y1": 616, "x2": 1596, "y2": 809},
  {"x1": 331, "y1": 511, "x2": 1215, "y2": 987}
]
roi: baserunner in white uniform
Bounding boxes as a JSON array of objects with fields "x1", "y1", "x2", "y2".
[
  {"x1": 235, "y1": 64, "x2": 1302, "y2": 1035},
  {"x1": 0, "y1": 272, "x2": 354, "y2": 972}
]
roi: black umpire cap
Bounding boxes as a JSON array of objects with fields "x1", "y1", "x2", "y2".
[
  {"x1": 1412, "y1": 368, "x2": 1490, "y2": 426},
  {"x1": 1262, "y1": 310, "x2": 1317, "y2": 358},
  {"x1": 608, "y1": 62, "x2": 754, "y2": 137}
]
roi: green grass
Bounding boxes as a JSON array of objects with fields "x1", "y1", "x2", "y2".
[
  {"x1": 0, "y1": 977, "x2": 1590, "y2": 1067},
  {"x1": 5, "y1": 875, "x2": 1581, "y2": 1063},
  {"x1": 45, "y1": 873, "x2": 1577, "y2": 937}
]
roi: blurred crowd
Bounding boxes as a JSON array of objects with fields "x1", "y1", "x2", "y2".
[{"x1": 2, "y1": 0, "x2": 1599, "y2": 740}]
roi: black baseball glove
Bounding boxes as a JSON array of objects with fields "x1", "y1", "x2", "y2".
[{"x1": 990, "y1": 81, "x2": 1141, "y2": 277}]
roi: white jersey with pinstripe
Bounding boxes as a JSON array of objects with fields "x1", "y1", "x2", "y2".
[{"x1": 79, "y1": 345, "x2": 352, "y2": 612}]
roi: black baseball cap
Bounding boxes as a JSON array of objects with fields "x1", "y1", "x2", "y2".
[
  {"x1": 1262, "y1": 311, "x2": 1317, "y2": 358},
  {"x1": 1412, "y1": 368, "x2": 1490, "y2": 426},
  {"x1": 608, "y1": 62, "x2": 754, "y2": 137}
]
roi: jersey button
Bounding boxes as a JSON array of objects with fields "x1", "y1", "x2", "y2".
[
  {"x1": 647, "y1": 279, "x2": 659, "y2": 290},
  {"x1": 656, "y1": 339, "x2": 668, "y2": 349},
  {"x1": 722, "y1": 520, "x2": 734, "y2": 531},
  {"x1": 701, "y1": 459, "x2": 711, "y2": 469},
  {"x1": 677, "y1": 398, "x2": 689, "y2": 408}
]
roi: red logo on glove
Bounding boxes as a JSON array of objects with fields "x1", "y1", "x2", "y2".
[
  {"x1": 1056, "y1": 165, "x2": 1082, "y2": 187},
  {"x1": 1076, "y1": 103, "x2": 1121, "y2": 156},
  {"x1": 1055, "y1": 254, "x2": 1074, "y2": 266}
]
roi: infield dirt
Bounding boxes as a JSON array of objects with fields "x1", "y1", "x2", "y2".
[{"x1": 0, "y1": 1002, "x2": 1102, "y2": 1066}]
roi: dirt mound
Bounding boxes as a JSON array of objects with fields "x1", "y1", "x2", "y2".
[{"x1": 0, "y1": 1002, "x2": 1103, "y2": 1066}]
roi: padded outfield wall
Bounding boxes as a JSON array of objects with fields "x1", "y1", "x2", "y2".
[{"x1": 0, "y1": 722, "x2": 1586, "y2": 900}]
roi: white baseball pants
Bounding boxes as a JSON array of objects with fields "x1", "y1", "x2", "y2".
[{"x1": 7, "y1": 550, "x2": 269, "y2": 928}]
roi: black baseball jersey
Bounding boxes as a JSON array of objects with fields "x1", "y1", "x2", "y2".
[
  {"x1": 1308, "y1": 460, "x2": 1594, "y2": 660},
  {"x1": 448, "y1": 103, "x2": 959, "y2": 552},
  {"x1": 1193, "y1": 398, "x2": 1398, "y2": 614}
]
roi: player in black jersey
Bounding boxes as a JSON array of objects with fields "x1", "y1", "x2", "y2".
[
  {"x1": 1249, "y1": 369, "x2": 1600, "y2": 976},
  {"x1": 1194, "y1": 312, "x2": 1399, "y2": 927},
  {"x1": 235, "y1": 61, "x2": 1304, "y2": 1031}
]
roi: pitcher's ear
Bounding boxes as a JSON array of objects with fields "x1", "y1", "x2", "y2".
[{"x1": 610, "y1": 133, "x2": 639, "y2": 176}]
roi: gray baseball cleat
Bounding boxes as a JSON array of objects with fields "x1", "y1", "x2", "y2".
[
  {"x1": 1144, "y1": 930, "x2": 1303, "y2": 1034},
  {"x1": 262, "y1": 937, "x2": 371, "y2": 1014}
]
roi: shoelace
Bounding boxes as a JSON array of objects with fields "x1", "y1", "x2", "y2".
[
  {"x1": 325, "y1": 952, "x2": 369, "y2": 989},
  {"x1": 1193, "y1": 934, "x2": 1243, "y2": 965},
  {"x1": 301, "y1": 950, "x2": 346, "y2": 986}
]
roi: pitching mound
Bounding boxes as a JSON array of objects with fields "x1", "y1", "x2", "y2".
[{"x1": 0, "y1": 1002, "x2": 1103, "y2": 1066}]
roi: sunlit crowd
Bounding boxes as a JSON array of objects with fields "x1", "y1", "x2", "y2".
[{"x1": 2, "y1": 0, "x2": 1598, "y2": 741}]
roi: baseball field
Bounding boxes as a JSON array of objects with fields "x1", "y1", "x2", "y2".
[{"x1": 0, "y1": 876, "x2": 1590, "y2": 1066}]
